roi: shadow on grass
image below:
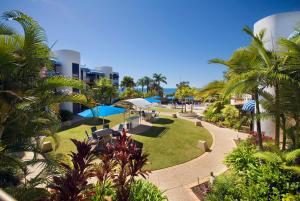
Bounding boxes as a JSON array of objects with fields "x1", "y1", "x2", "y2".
[
  {"x1": 59, "y1": 117, "x2": 110, "y2": 132},
  {"x1": 153, "y1": 118, "x2": 174, "y2": 125},
  {"x1": 135, "y1": 126, "x2": 169, "y2": 138}
]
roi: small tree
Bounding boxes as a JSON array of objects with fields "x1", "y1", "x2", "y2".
[
  {"x1": 175, "y1": 86, "x2": 191, "y2": 113},
  {"x1": 93, "y1": 77, "x2": 118, "y2": 104}
]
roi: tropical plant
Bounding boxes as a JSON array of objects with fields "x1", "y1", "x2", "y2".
[
  {"x1": 153, "y1": 73, "x2": 167, "y2": 87},
  {"x1": 0, "y1": 10, "x2": 92, "y2": 201},
  {"x1": 197, "y1": 80, "x2": 225, "y2": 102},
  {"x1": 254, "y1": 149, "x2": 300, "y2": 175},
  {"x1": 120, "y1": 88, "x2": 142, "y2": 99},
  {"x1": 136, "y1": 77, "x2": 147, "y2": 94},
  {"x1": 209, "y1": 141, "x2": 300, "y2": 201},
  {"x1": 225, "y1": 140, "x2": 258, "y2": 172},
  {"x1": 221, "y1": 105, "x2": 239, "y2": 128},
  {"x1": 152, "y1": 73, "x2": 167, "y2": 95},
  {"x1": 93, "y1": 77, "x2": 118, "y2": 104},
  {"x1": 210, "y1": 42, "x2": 266, "y2": 150},
  {"x1": 120, "y1": 76, "x2": 135, "y2": 89},
  {"x1": 128, "y1": 179, "x2": 167, "y2": 201},
  {"x1": 205, "y1": 172, "x2": 243, "y2": 201},
  {"x1": 175, "y1": 86, "x2": 191, "y2": 113},
  {"x1": 143, "y1": 76, "x2": 153, "y2": 93},
  {"x1": 48, "y1": 139, "x2": 96, "y2": 201}
]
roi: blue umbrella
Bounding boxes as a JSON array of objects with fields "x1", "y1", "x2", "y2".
[
  {"x1": 242, "y1": 100, "x2": 255, "y2": 112},
  {"x1": 78, "y1": 105, "x2": 126, "y2": 118},
  {"x1": 144, "y1": 98, "x2": 161, "y2": 103},
  {"x1": 150, "y1": 96, "x2": 161, "y2": 100}
]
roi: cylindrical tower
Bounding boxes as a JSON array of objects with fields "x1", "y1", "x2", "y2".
[{"x1": 253, "y1": 11, "x2": 300, "y2": 137}]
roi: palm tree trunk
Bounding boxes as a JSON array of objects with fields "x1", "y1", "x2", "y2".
[
  {"x1": 254, "y1": 91, "x2": 263, "y2": 151},
  {"x1": 281, "y1": 114, "x2": 286, "y2": 150},
  {"x1": 181, "y1": 99, "x2": 184, "y2": 113},
  {"x1": 275, "y1": 83, "x2": 280, "y2": 148}
]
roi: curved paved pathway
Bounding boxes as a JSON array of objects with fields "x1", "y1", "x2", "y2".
[{"x1": 148, "y1": 113, "x2": 249, "y2": 201}]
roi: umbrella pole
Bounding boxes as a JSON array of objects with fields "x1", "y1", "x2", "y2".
[{"x1": 102, "y1": 117, "x2": 104, "y2": 129}]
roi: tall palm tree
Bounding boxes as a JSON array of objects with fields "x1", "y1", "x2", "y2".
[
  {"x1": 277, "y1": 32, "x2": 300, "y2": 148},
  {"x1": 120, "y1": 76, "x2": 135, "y2": 89},
  {"x1": 0, "y1": 10, "x2": 90, "y2": 199},
  {"x1": 153, "y1": 73, "x2": 167, "y2": 87},
  {"x1": 210, "y1": 46, "x2": 265, "y2": 150},
  {"x1": 198, "y1": 80, "x2": 225, "y2": 102},
  {"x1": 143, "y1": 76, "x2": 153, "y2": 93},
  {"x1": 137, "y1": 77, "x2": 146, "y2": 93}
]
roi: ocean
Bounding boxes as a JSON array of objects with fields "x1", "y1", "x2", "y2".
[{"x1": 163, "y1": 88, "x2": 176, "y2": 95}]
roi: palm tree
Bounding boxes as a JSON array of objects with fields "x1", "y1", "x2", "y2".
[
  {"x1": 277, "y1": 33, "x2": 300, "y2": 148},
  {"x1": 153, "y1": 73, "x2": 167, "y2": 87},
  {"x1": 243, "y1": 26, "x2": 300, "y2": 148},
  {"x1": 137, "y1": 77, "x2": 146, "y2": 93},
  {"x1": 142, "y1": 76, "x2": 153, "y2": 93},
  {"x1": 210, "y1": 46, "x2": 265, "y2": 150},
  {"x1": 120, "y1": 76, "x2": 135, "y2": 89},
  {"x1": 198, "y1": 80, "x2": 225, "y2": 102}
]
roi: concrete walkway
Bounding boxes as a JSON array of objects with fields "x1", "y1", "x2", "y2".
[{"x1": 148, "y1": 113, "x2": 249, "y2": 201}]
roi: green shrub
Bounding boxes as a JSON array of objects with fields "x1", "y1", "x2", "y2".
[
  {"x1": 59, "y1": 109, "x2": 73, "y2": 122},
  {"x1": 221, "y1": 105, "x2": 239, "y2": 128},
  {"x1": 91, "y1": 181, "x2": 116, "y2": 201},
  {"x1": 205, "y1": 172, "x2": 242, "y2": 201},
  {"x1": 129, "y1": 180, "x2": 167, "y2": 201},
  {"x1": 204, "y1": 103, "x2": 224, "y2": 123},
  {"x1": 224, "y1": 140, "x2": 258, "y2": 172}
]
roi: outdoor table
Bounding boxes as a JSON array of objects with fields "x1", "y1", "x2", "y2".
[{"x1": 94, "y1": 128, "x2": 114, "y2": 138}]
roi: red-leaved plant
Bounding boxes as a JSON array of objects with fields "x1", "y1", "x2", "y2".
[
  {"x1": 48, "y1": 129, "x2": 149, "y2": 201},
  {"x1": 48, "y1": 139, "x2": 96, "y2": 201},
  {"x1": 94, "y1": 129, "x2": 149, "y2": 201}
]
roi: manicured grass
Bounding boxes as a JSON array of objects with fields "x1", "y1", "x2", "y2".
[
  {"x1": 45, "y1": 114, "x2": 124, "y2": 155},
  {"x1": 46, "y1": 114, "x2": 213, "y2": 171},
  {"x1": 150, "y1": 106, "x2": 181, "y2": 113},
  {"x1": 133, "y1": 116, "x2": 212, "y2": 170}
]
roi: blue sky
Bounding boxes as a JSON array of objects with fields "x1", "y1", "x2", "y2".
[{"x1": 1, "y1": 0, "x2": 300, "y2": 87}]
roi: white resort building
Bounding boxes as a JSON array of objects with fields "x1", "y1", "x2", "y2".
[{"x1": 51, "y1": 49, "x2": 120, "y2": 114}]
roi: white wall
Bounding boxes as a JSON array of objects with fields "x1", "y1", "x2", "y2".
[
  {"x1": 53, "y1": 49, "x2": 81, "y2": 113},
  {"x1": 253, "y1": 11, "x2": 300, "y2": 137},
  {"x1": 95, "y1": 66, "x2": 113, "y2": 78}
]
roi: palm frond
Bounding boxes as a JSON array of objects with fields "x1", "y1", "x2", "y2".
[
  {"x1": 285, "y1": 149, "x2": 300, "y2": 163},
  {"x1": 254, "y1": 152, "x2": 282, "y2": 163}
]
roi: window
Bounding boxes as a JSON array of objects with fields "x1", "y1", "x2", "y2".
[{"x1": 72, "y1": 63, "x2": 79, "y2": 78}]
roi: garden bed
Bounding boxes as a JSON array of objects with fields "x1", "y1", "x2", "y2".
[{"x1": 191, "y1": 181, "x2": 211, "y2": 200}]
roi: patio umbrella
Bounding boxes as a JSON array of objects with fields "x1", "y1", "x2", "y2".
[
  {"x1": 144, "y1": 97, "x2": 161, "y2": 103},
  {"x1": 78, "y1": 105, "x2": 126, "y2": 127},
  {"x1": 150, "y1": 96, "x2": 161, "y2": 100},
  {"x1": 242, "y1": 100, "x2": 255, "y2": 112}
]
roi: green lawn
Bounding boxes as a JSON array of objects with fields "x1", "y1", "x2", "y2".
[
  {"x1": 150, "y1": 106, "x2": 181, "y2": 113},
  {"x1": 133, "y1": 116, "x2": 212, "y2": 170},
  {"x1": 45, "y1": 114, "x2": 124, "y2": 155},
  {"x1": 46, "y1": 114, "x2": 212, "y2": 171}
]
